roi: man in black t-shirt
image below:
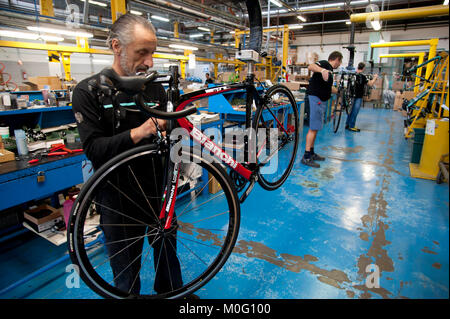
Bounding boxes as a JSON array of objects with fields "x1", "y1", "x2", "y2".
[
  {"x1": 204, "y1": 72, "x2": 214, "y2": 86},
  {"x1": 302, "y1": 51, "x2": 343, "y2": 168},
  {"x1": 72, "y1": 13, "x2": 183, "y2": 296},
  {"x1": 345, "y1": 62, "x2": 378, "y2": 132}
]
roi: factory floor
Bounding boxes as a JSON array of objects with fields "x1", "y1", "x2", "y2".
[{"x1": 0, "y1": 106, "x2": 448, "y2": 299}]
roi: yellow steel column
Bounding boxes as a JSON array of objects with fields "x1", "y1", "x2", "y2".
[
  {"x1": 234, "y1": 29, "x2": 240, "y2": 49},
  {"x1": 210, "y1": 30, "x2": 215, "y2": 44},
  {"x1": 214, "y1": 53, "x2": 222, "y2": 79},
  {"x1": 61, "y1": 52, "x2": 72, "y2": 81},
  {"x1": 39, "y1": 0, "x2": 54, "y2": 16},
  {"x1": 282, "y1": 25, "x2": 289, "y2": 81},
  {"x1": 174, "y1": 22, "x2": 179, "y2": 39},
  {"x1": 111, "y1": 0, "x2": 127, "y2": 23}
]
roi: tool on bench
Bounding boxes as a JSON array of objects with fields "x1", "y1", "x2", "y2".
[{"x1": 27, "y1": 143, "x2": 83, "y2": 165}]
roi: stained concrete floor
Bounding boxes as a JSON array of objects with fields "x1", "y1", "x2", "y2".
[{"x1": 0, "y1": 107, "x2": 448, "y2": 299}]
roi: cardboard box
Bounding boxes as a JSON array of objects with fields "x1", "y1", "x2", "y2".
[
  {"x1": 369, "y1": 88, "x2": 382, "y2": 101},
  {"x1": 0, "y1": 148, "x2": 15, "y2": 163},
  {"x1": 27, "y1": 76, "x2": 62, "y2": 90},
  {"x1": 23, "y1": 204, "x2": 63, "y2": 233},
  {"x1": 402, "y1": 91, "x2": 415, "y2": 101},
  {"x1": 208, "y1": 172, "x2": 222, "y2": 194},
  {"x1": 393, "y1": 91, "x2": 403, "y2": 110},
  {"x1": 283, "y1": 81, "x2": 301, "y2": 91}
]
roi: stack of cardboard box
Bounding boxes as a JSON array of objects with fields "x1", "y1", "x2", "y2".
[
  {"x1": 23, "y1": 76, "x2": 63, "y2": 90},
  {"x1": 394, "y1": 91, "x2": 416, "y2": 111}
]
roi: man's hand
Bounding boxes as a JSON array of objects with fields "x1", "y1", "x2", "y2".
[{"x1": 130, "y1": 118, "x2": 167, "y2": 144}]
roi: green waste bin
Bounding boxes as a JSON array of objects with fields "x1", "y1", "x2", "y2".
[{"x1": 411, "y1": 128, "x2": 425, "y2": 164}]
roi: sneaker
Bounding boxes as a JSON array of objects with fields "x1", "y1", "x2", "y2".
[
  {"x1": 311, "y1": 153, "x2": 325, "y2": 161},
  {"x1": 301, "y1": 156, "x2": 320, "y2": 168},
  {"x1": 349, "y1": 127, "x2": 361, "y2": 132}
]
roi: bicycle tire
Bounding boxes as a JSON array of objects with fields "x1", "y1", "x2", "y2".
[
  {"x1": 68, "y1": 144, "x2": 240, "y2": 299},
  {"x1": 333, "y1": 89, "x2": 344, "y2": 133},
  {"x1": 253, "y1": 84, "x2": 300, "y2": 190}
]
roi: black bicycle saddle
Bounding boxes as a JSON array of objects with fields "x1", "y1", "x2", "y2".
[{"x1": 99, "y1": 67, "x2": 158, "y2": 95}]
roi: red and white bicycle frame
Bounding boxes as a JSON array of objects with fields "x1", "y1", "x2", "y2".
[{"x1": 158, "y1": 83, "x2": 257, "y2": 229}]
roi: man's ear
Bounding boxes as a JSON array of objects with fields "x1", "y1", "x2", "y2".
[{"x1": 111, "y1": 39, "x2": 122, "y2": 55}]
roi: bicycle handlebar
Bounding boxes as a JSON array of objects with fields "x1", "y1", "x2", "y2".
[{"x1": 99, "y1": 67, "x2": 197, "y2": 120}]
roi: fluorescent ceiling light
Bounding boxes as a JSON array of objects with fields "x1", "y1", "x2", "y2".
[
  {"x1": 80, "y1": 0, "x2": 107, "y2": 7},
  {"x1": 169, "y1": 44, "x2": 198, "y2": 51},
  {"x1": 289, "y1": 25, "x2": 303, "y2": 30},
  {"x1": 198, "y1": 27, "x2": 211, "y2": 32},
  {"x1": 0, "y1": 29, "x2": 64, "y2": 41},
  {"x1": 152, "y1": 15, "x2": 170, "y2": 22},
  {"x1": 270, "y1": 0, "x2": 283, "y2": 8},
  {"x1": 27, "y1": 26, "x2": 93, "y2": 38},
  {"x1": 163, "y1": 63, "x2": 179, "y2": 67},
  {"x1": 156, "y1": 46, "x2": 174, "y2": 52},
  {"x1": 92, "y1": 59, "x2": 112, "y2": 64},
  {"x1": 299, "y1": 2, "x2": 344, "y2": 10},
  {"x1": 189, "y1": 33, "x2": 203, "y2": 38},
  {"x1": 297, "y1": 15, "x2": 307, "y2": 22},
  {"x1": 261, "y1": 9, "x2": 288, "y2": 15},
  {"x1": 346, "y1": 20, "x2": 352, "y2": 25},
  {"x1": 130, "y1": 10, "x2": 142, "y2": 16},
  {"x1": 444, "y1": 0, "x2": 449, "y2": 5}
]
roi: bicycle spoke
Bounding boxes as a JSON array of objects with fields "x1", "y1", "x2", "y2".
[
  {"x1": 173, "y1": 234, "x2": 211, "y2": 266},
  {"x1": 177, "y1": 175, "x2": 215, "y2": 218},
  {"x1": 93, "y1": 200, "x2": 152, "y2": 227},
  {"x1": 93, "y1": 229, "x2": 159, "y2": 271},
  {"x1": 178, "y1": 191, "x2": 225, "y2": 219},
  {"x1": 106, "y1": 181, "x2": 157, "y2": 222},
  {"x1": 128, "y1": 165, "x2": 162, "y2": 227},
  {"x1": 128, "y1": 242, "x2": 153, "y2": 295}
]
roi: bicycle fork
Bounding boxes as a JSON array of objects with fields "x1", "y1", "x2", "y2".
[{"x1": 159, "y1": 160, "x2": 181, "y2": 230}]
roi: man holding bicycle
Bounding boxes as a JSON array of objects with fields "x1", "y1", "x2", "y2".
[
  {"x1": 72, "y1": 13, "x2": 184, "y2": 295},
  {"x1": 345, "y1": 62, "x2": 378, "y2": 132},
  {"x1": 302, "y1": 51, "x2": 343, "y2": 168}
]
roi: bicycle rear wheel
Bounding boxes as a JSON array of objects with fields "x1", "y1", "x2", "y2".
[
  {"x1": 333, "y1": 89, "x2": 344, "y2": 133},
  {"x1": 253, "y1": 84, "x2": 299, "y2": 190},
  {"x1": 68, "y1": 145, "x2": 240, "y2": 299}
]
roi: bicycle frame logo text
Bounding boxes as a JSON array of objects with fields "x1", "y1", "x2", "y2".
[{"x1": 170, "y1": 127, "x2": 279, "y2": 174}]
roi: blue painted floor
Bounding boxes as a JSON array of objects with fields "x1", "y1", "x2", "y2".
[{"x1": 0, "y1": 107, "x2": 448, "y2": 299}]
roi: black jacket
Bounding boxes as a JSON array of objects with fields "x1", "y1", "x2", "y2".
[{"x1": 72, "y1": 69, "x2": 167, "y2": 170}]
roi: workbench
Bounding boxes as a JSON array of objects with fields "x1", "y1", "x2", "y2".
[{"x1": 0, "y1": 143, "x2": 88, "y2": 211}]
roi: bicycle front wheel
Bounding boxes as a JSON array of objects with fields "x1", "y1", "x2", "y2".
[
  {"x1": 253, "y1": 84, "x2": 300, "y2": 190},
  {"x1": 68, "y1": 145, "x2": 240, "y2": 299}
]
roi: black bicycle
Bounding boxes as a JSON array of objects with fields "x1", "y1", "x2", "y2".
[{"x1": 332, "y1": 71, "x2": 356, "y2": 133}]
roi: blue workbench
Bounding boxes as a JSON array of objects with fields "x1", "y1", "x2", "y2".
[{"x1": 0, "y1": 149, "x2": 87, "y2": 211}]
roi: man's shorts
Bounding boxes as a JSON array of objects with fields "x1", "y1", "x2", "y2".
[{"x1": 308, "y1": 95, "x2": 326, "y2": 131}]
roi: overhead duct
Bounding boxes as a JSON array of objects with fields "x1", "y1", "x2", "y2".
[
  {"x1": 350, "y1": 5, "x2": 449, "y2": 23},
  {"x1": 135, "y1": 0, "x2": 245, "y2": 30}
]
